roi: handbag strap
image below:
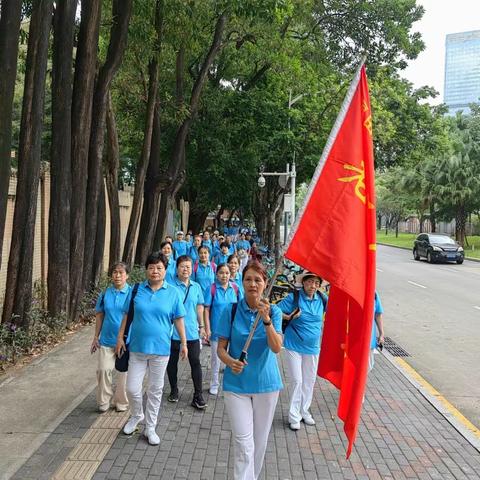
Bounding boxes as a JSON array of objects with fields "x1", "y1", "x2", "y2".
[
  {"x1": 123, "y1": 283, "x2": 140, "y2": 341},
  {"x1": 183, "y1": 283, "x2": 192, "y2": 304}
]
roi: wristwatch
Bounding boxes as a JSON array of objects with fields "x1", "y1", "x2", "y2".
[{"x1": 263, "y1": 320, "x2": 272, "y2": 326}]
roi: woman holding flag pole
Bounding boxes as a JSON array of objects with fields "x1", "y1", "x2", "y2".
[{"x1": 215, "y1": 260, "x2": 283, "y2": 480}]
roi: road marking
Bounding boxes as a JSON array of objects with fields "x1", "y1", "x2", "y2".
[
  {"x1": 376, "y1": 268, "x2": 383, "y2": 272},
  {"x1": 474, "y1": 306, "x2": 480, "y2": 311},
  {"x1": 394, "y1": 357, "x2": 480, "y2": 440},
  {"x1": 408, "y1": 280, "x2": 427, "y2": 289}
]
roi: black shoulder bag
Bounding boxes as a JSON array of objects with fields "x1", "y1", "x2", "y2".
[{"x1": 115, "y1": 283, "x2": 140, "y2": 372}]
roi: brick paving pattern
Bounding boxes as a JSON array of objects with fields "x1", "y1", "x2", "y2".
[{"x1": 11, "y1": 347, "x2": 480, "y2": 480}]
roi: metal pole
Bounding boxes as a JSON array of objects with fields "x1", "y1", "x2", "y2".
[{"x1": 291, "y1": 161, "x2": 296, "y2": 222}]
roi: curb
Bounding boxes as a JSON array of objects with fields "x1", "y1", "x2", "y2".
[
  {"x1": 381, "y1": 349, "x2": 480, "y2": 454},
  {"x1": 377, "y1": 242, "x2": 480, "y2": 262}
]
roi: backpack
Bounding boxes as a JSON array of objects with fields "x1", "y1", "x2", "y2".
[
  {"x1": 210, "y1": 281, "x2": 239, "y2": 300},
  {"x1": 281, "y1": 288, "x2": 327, "y2": 333},
  {"x1": 193, "y1": 260, "x2": 216, "y2": 275}
]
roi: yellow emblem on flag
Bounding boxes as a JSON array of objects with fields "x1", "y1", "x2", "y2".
[{"x1": 337, "y1": 161, "x2": 374, "y2": 208}]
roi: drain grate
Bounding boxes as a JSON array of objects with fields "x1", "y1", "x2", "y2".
[{"x1": 383, "y1": 336, "x2": 410, "y2": 357}]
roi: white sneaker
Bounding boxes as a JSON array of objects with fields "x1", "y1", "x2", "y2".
[
  {"x1": 144, "y1": 427, "x2": 160, "y2": 445},
  {"x1": 302, "y1": 414, "x2": 316, "y2": 426},
  {"x1": 123, "y1": 415, "x2": 144, "y2": 435},
  {"x1": 289, "y1": 422, "x2": 301, "y2": 431},
  {"x1": 209, "y1": 386, "x2": 218, "y2": 395},
  {"x1": 98, "y1": 404, "x2": 110, "y2": 413}
]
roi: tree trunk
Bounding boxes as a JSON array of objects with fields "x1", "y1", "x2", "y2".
[
  {"x1": 92, "y1": 183, "x2": 106, "y2": 285},
  {"x1": 215, "y1": 206, "x2": 224, "y2": 230},
  {"x1": 430, "y1": 202, "x2": 436, "y2": 233},
  {"x1": 0, "y1": 0, "x2": 22, "y2": 270},
  {"x1": 48, "y1": 0, "x2": 76, "y2": 321},
  {"x1": 455, "y1": 204, "x2": 466, "y2": 247},
  {"x1": 154, "y1": 12, "x2": 228, "y2": 244},
  {"x1": 105, "y1": 92, "x2": 121, "y2": 263},
  {"x1": 134, "y1": 102, "x2": 164, "y2": 264},
  {"x1": 2, "y1": 0, "x2": 53, "y2": 327},
  {"x1": 188, "y1": 209, "x2": 209, "y2": 234},
  {"x1": 69, "y1": 0, "x2": 102, "y2": 320},
  {"x1": 83, "y1": 0, "x2": 132, "y2": 288},
  {"x1": 123, "y1": 59, "x2": 159, "y2": 266}
]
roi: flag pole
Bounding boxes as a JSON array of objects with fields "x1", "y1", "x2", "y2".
[
  {"x1": 238, "y1": 256, "x2": 284, "y2": 362},
  {"x1": 239, "y1": 56, "x2": 366, "y2": 362},
  {"x1": 284, "y1": 56, "x2": 367, "y2": 251}
]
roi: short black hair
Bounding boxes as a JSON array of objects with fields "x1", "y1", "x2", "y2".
[
  {"x1": 160, "y1": 240, "x2": 172, "y2": 250},
  {"x1": 176, "y1": 255, "x2": 192, "y2": 268},
  {"x1": 220, "y1": 241, "x2": 229, "y2": 249},
  {"x1": 145, "y1": 251, "x2": 168, "y2": 270},
  {"x1": 109, "y1": 261, "x2": 130, "y2": 276}
]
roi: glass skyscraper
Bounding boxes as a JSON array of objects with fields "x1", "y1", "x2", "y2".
[{"x1": 444, "y1": 30, "x2": 480, "y2": 115}]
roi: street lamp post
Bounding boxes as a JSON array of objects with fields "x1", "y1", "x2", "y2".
[{"x1": 257, "y1": 163, "x2": 296, "y2": 244}]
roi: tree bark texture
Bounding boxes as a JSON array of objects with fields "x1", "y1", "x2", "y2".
[
  {"x1": 69, "y1": 0, "x2": 102, "y2": 320},
  {"x1": 83, "y1": 0, "x2": 132, "y2": 289},
  {"x1": 0, "y1": 0, "x2": 22, "y2": 270},
  {"x1": 48, "y1": 0, "x2": 77, "y2": 320},
  {"x1": 2, "y1": 0, "x2": 53, "y2": 327},
  {"x1": 123, "y1": 59, "x2": 159, "y2": 266},
  {"x1": 154, "y1": 12, "x2": 228, "y2": 244},
  {"x1": 105, "y1": 92, "x2": 121, "y2": 263},
  {"x1": 135, "y1": 103, "x2": 164, "y2": 264},
  {"x1": 92, "y1": 184, "x2": 106, "y2": 285}
]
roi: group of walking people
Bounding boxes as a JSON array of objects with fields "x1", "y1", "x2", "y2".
[{"x1": 91, "y1": 227, "x2": 384, "y2": 479}]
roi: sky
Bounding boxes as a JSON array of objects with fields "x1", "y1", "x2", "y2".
[{"x1": 402, "y1": 0, "x2": 479, "y2": 104}]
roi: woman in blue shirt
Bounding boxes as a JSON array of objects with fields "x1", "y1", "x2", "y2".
[
  {"x1": 160, "y1": 241, "x2": 177, "y2": 284},
  {"x1": 278, "y1": 272, "x2": 325, "y2": 431},
  {"x1": 115, "y1": 252, "x2": 187, "y2": 446},
  {"x1": 204, "y1": 264, "x2": 239, "y2": 395},
  {"x1": 166, "y1": 255, "x2": 207, "y2": 410},
  {"x1": 216, "y1": 260, "x2": 283, "y2": 480},
  {"x1": 227, "y1": 253, "x2": 245, "y2": 298},
  {"x1": 92, "y1": 262, "x2": 131, "y2": 413},
  {"x1": 193, "y1": 245, "x2": 217, "y2": 299}
]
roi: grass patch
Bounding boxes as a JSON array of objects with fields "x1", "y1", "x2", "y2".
[{"x1": 376, "y1": 231, "x2": 480, "y2": 260}]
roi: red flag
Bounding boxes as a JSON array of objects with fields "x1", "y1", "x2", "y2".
[{"x1": 284, "y1": 64, "x2": 376, "y2": 458}]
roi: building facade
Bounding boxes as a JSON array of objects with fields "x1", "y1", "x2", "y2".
[{"x1": 444, "y1": 30, "x2": 480, "y2": 115}]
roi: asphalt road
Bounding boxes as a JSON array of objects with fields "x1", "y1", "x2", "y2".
[{"x1": 377, "y1": 244, "x2": 480, "y2": 429}]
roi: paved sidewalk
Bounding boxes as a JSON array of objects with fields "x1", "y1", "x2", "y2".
[{"x1": 4, "y1": 331, "x2": 480, "y2": 480}]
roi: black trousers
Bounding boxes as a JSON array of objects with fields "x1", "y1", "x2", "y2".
[{"x1": 167, "y1": 339, "x2": 203, "y2": 397}]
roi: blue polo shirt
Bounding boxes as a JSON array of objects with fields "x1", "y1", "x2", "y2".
[
  {"x1": 95, "y1": 284, "x2": 131, "y2": 347},
  {"x1": 172, "y1": 278, "x2": 205, "y2": 341},
  {"x1": 214, "y1": 252, "x2": 229, "y2": 266},
  {"x1": 204, "y1": 281, "x2": 239, "y2": 341},
  {"x1": 215, "y1": 299, "x2": 283, "y2": 394},
  {"x1": 172, "y1": 240, "x2": 188, "y2": 259},
  {"x1": 193, "y1": 261, "x2": 217, "y2": 298},
  {"x1": 236, "y1": 240, "x2": 250, "y2": 252},
  {"x1": 278, "y1": 289, "x2": 325, "y2": 355},
  {"x1": 370, "y1": 292, "x2": 384, "y2": 349},
  {"x1": 165, "y1": 257, "x2": 177, "y2": 284},
  {"x1": 226, "y1": 243, "x2": 236, "y2": 255},
  {"x1": 188, "y1": 245, "x2": 200, "y2": 263},
  {"x1": 231, "y1": 272, "x2": 245, "y2": 299},
  {"x1": 123, "y1": 281, "x2": 186, "y2": 355}
]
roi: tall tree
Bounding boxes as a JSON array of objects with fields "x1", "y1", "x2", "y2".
[
  {"x1": 105, "y1": 92, "x2": 121, "y2": 263},
  {"x1": 123, "y1": 0, "x2": 163, "y2": 266},
  {"x1": 83, "y1": 0, "x2": 133, "y2": 289},
  {"x1": 69, "y1": 0, "x2": 102, "y2": 319},
  {"x1": 153, "y1": 11, "x2": 228, "y2": 246},
  {"x1": 2, "y1": 0, "x2": 53, "y2": 326},
  {"x1": 48, "y1": 0, "x2": 77, "y2": 320},
  {"x1": 0, "y1": 0, "x2": 22, "y2": 269}
]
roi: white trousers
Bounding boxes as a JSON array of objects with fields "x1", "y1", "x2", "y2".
[
  {"x1": 210, "y1": 340, "x2": 223, "y2": 390},
  {"x1": 284, "y1": 349, "x2": 318, "y2": 424},
  {"x1": 126, "y1": 352, "x2": 169, "y2": 429},
  {"x1": 224, "y1": 390, "x2": 279, "y2": 480},
  {"x1": 96, "y1": 346, "x2": 128, "y2": 409}
]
